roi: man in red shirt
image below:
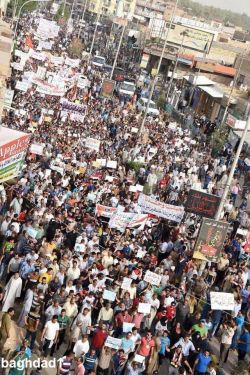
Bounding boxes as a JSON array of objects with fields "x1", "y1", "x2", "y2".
[
  {"x1": 115, "y1": 309, "x2": 132, "y2": 337},
  {"x1": 91, "y1": 324, "x2": 108, "y2": 355},
  {"x1": 138, "y1": 332, "x2": 155, "y2": 359}
]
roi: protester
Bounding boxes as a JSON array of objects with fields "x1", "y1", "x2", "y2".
[{"x1": 0, "y1": 9, "x2": 249, "y2": 375}]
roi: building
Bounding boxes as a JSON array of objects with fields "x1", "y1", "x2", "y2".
[
  {"x1": 88, "y1": 0, "x2": 136, "y2": 18},
  {"x1": 135, "y1": 0, "x2": 183, "y2": 21},
  {"x1": 0, "y1": 0, "x2": 10, "y2": 17},
  {"x1": 0, "y1": 19, "x2": 12, "y2": 120}
]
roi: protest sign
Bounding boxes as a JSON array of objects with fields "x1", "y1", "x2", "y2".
[
  {"x1": 65, "y1": 57, "x2": 80, "y2": 67},
  {"x1": 95, "y1": 204, "x2": 117, "y2": 218},
  {"x1": 103, "y1": 290, "x2": 116, "y2": 301},
  {"x1": 96, "y1": 159, "x2": 107, "y2": 167},
  {"x1": 77, "y1": 76, "x2": 90, "y2": 89},
  {"x1": 106, "y1": 160, "x2": 117, "y2": 169},
  {"x1": 30, "y1": 143, "x2": 44, "y2": 155},
  {"x1": 38, "y1": 40, "x2": 53, "y2": 50},
  {"x1": 138, "y1": 303, "x2": 151, "y2": 314},
  {"x1": 193, "y1": 219, "x2": 229, "y2": 262},
  {"x1": 105, "y1": 336, "x2": 122, "y2": 350},
  {"x1": 134, "y1": 354, "x2": 145, "y2": 364},
  {"x1": 123, "y1": 323, "x2": 135, "y2": 333},
  {"x1": 185, "y1": 189, "x2": 221, "y2": 218},
  {"x1": 35, "y1": 80, "x2": 65, "y2": 96},
  {"x1": 85, "y1": 138, "x2": 101, "y2": 152},
  {"x1": 11, "y1": 62, "x2": 24, "y2": 71},
  {"x1": 210, "y1": 292, "x2": 234, "y2": 311},
  {"x1": 3, "y1": 90, "x2": 14, "y2": 108},
  {"x1": 131, "y1": 127, "x2": 138, "y2": 133},
  {"x1": 37, "y1": 18, "x2": 59, "y2": 39},
  {"x1": 138, "y1": 193, "x2": 184, "y2": 223},
  {"x1": 101, "y1": 79, "x2": 116, "y2": 97},
  {"x1": 50, "y1": 55, "x2": 64, "y2": 65},
  {"x1": 36, "y1": 66, "x2": 47, "y2": 80},
  {"x1": 15, "y1": 81, "x2": 30, "y2": 92},
  {"x1": 27, "y1": 227, "x2": 38, "y2": 239},
  {"x1": 29, "y1": 49, "x2": 45, "y2": 61},
  {"x1": 129, "y1": 186, "x2": 137, "y2": 193},
  {"x1": 121, "y1": 277, "x2": 132, "y2": 290},
  {"x1": 136, "y1": 184, "x2": 144, "y2": 192},
  {"x1": 144, "y1": 270, "x2": 161, "y2": 286},
  {"x1": 109, "y1": 212, "x2": 148, "y2": 231},
  {"x1": 61, "y1": 99, "x2": 86, "y2": 115},
  {"x1": 74, "y1": 243, "x2": 85, "y2": 252}
]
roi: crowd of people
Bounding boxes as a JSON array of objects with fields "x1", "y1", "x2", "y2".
[{"x1": 0, "y1": 10, "x2": 249, "y2": 375}]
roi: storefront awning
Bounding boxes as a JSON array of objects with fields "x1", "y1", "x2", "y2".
[
  {"x1": 198, "y1": 85, "x2": 224, "y2": 98},
  {"x1": 183, "y1": 75, "x2": 215, "y2": 86}
]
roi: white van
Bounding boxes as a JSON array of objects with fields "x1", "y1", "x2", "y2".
[
  {"x1": 136, "y1": 98, "x2": 159, "y2": 116},
  {"x1": 118, "y1": 81, "x2": 136, "y2": 97},
  {"x1": 92, "y1": 56, "x2": 106, "y2": 68}
]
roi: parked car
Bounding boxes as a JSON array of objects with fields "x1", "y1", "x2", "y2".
[
  {"x1": 117, "y1": 81, "x2": 136, "y2": 97},
  {"x1": 92, "y1": 56, "x2": 106, "y2": 68},
  {"x1": 136, "y1": 98, "x2": 159, "y2": 116}
]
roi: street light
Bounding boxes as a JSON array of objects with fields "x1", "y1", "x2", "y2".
[
  {"x1": 87, "y1": 0, "x2": 103, "y2": 65},
  {"x1": 78, "y1": 0, "x2": 89, "y2": 39},
  {"x1": 138, "y1": 0, "x2": 179, "y2": 137},
  {"x1": 13, "y1": 0, "x2": 50, "y2": 40},
  {"x1": 110, "y1": 22, "x2": 126, "y2": 80},
  {"x1": 215, "y1": 115, "x2": 250, "y2": 221}
]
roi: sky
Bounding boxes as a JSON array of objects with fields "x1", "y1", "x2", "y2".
[{"x1": 193, "y1": 0, "x2": 250, "y2": 16}]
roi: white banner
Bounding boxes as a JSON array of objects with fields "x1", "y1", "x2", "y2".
[
  {"x1": 29, "y1": 49, "x2": 46, "y2": 61},
  {"x1": 210, "y1": 292, "x2": 235, "y2": 311},
  {"x1": 15, "y1": 81, "x2": 30, "y2": 92},
  {"x1": 38, "y1": 40, "x2": 53, "y2": 50},
  {"x1": 34, "y1": 79, "x2": 65, "y2": 96},
  {"x1": 109, "y1": 212, "x2": 148, "y2": 231},
  {"x1": 11, "y1": 62, "x2": 24, "y2": 71},
  {"x1": 30, "y1": 143, "x2": 44, "y2": 155},
  {"x1": 105, "y1": 336, "x2": 121, "y2": 350},
  {"x1": 50, "y1": 56, "x2": 64, "y2": 65},
  {"x1": 37, "y1": 18, "x2": 60, "y2": 40},
  {"x1": 85, "y1": 138, "x2": 100, "y2": 152},
  {"x1": 95, "y1": 204, "x2": 117, "y2": 218},
  {"x1": 138, "y1": 193, "x2": 184, "y2": 223},
  {"x1": 36, "y1": 66, "x2": 47, "y2": 80},
  {"x1": 4, "y1": 89, "x2": 14, "y2": 108},
  {"x1": 65, "y1": 57, "x2": 80, "y2": 67},
  {"x1": 138, "y1": 303, "x2": 151, "y2": 314},
  {"x1": 144, "y1": 270, "x2": 162, "y2": 286}
]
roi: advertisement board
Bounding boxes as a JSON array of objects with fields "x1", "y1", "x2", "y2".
[{"x1": 0, "y1": 128, "x2": 30, "y2": 183}]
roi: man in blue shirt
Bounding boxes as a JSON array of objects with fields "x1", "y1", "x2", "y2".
[
  {"x1": 121, "y1": 332, "x2": 134, "y2": 354},
  {"x1": 238, "y1": 325, "x2": 250, "y2": 361},
  {"x1": 159, "y1": 330, "x2": 170, "y2": 364},
  {"x1": 193, "y1": 350, "x2": 211, "y2": 374}
]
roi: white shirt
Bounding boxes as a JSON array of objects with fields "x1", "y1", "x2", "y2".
[
  {"x1": 44, "y1": 320, "x2": 59, "y2": 340},
  {"x1": 73, "y1": 339, "x2": 90, "y2": 357}
]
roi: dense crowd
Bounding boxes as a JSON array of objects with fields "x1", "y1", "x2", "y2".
[{"x1": 0, "y1": 11, "x2": 249, "y2": 375}]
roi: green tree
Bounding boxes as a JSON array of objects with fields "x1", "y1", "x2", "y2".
[
  {"x1": 210, "y1": 124, "x2": 229, "y2": 157},
  {"x1": 68, "y1": 38, "x2": 84, "y2": 58},
  {"x1": 54, "y1": 3, "x2": 70, "y2": 23}
]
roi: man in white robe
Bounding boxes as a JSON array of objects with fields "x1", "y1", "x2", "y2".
[
  {"x1": 17, "y1": 285, "x2": 35, "y2": 327},
  {"x1": 2, "y1": 272, "x2": 22, "y2": 312}
]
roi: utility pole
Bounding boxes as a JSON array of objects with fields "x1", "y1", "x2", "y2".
[
  {"x1": 214, "y1": 115, "x2": 250, "y2": 221},
  {"x1": 87, "y1": 0, "x2": 103, "y2": 65},
  {"x1": 110, "y1": 23, "x2": 126, "y2": 79},
  {"x1": 165, "y1": 30, "x2": 187, "y2": 103},
  {"x1": 77, "y1": 0, "x2": 88, "y2": 38},
  {"x1": 220, "y1": 55, "x2": 244, "y2": 125},
  {"x1": 138, "y1": 0, "x2": 179, "y2": 137}
]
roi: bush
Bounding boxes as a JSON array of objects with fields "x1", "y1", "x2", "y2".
[
  {"x1": 210, "y1": 124, "x2": 229, "y2": 157},
  {"x1": 127, "y1": 161, "x2": 143, "y2": 175}
]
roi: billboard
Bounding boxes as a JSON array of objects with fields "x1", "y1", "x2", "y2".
[
  {"x1": 150, "y1": 21, "x2": 214, "y2": 52},
  {"x1": 0, "y1": 130, "x2": 30, "y2": 183},
  {"x1": 193, "y1": 218, "x2": 229, "y2": 262},
  {"x1": 185, "y1": 189, "x2": 220, "y2": 218}
]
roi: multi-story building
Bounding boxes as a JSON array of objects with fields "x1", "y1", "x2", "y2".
[
  {"x1": 88, "y1": 0, "x2": 136, "y2": 18},
  {"x1": 135, "y1": 0, "x2": 183, "y2": 21}
]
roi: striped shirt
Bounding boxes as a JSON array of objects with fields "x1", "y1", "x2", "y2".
[{"x1": 59, "y1": 356, "x2": 73, "y2": 375}]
